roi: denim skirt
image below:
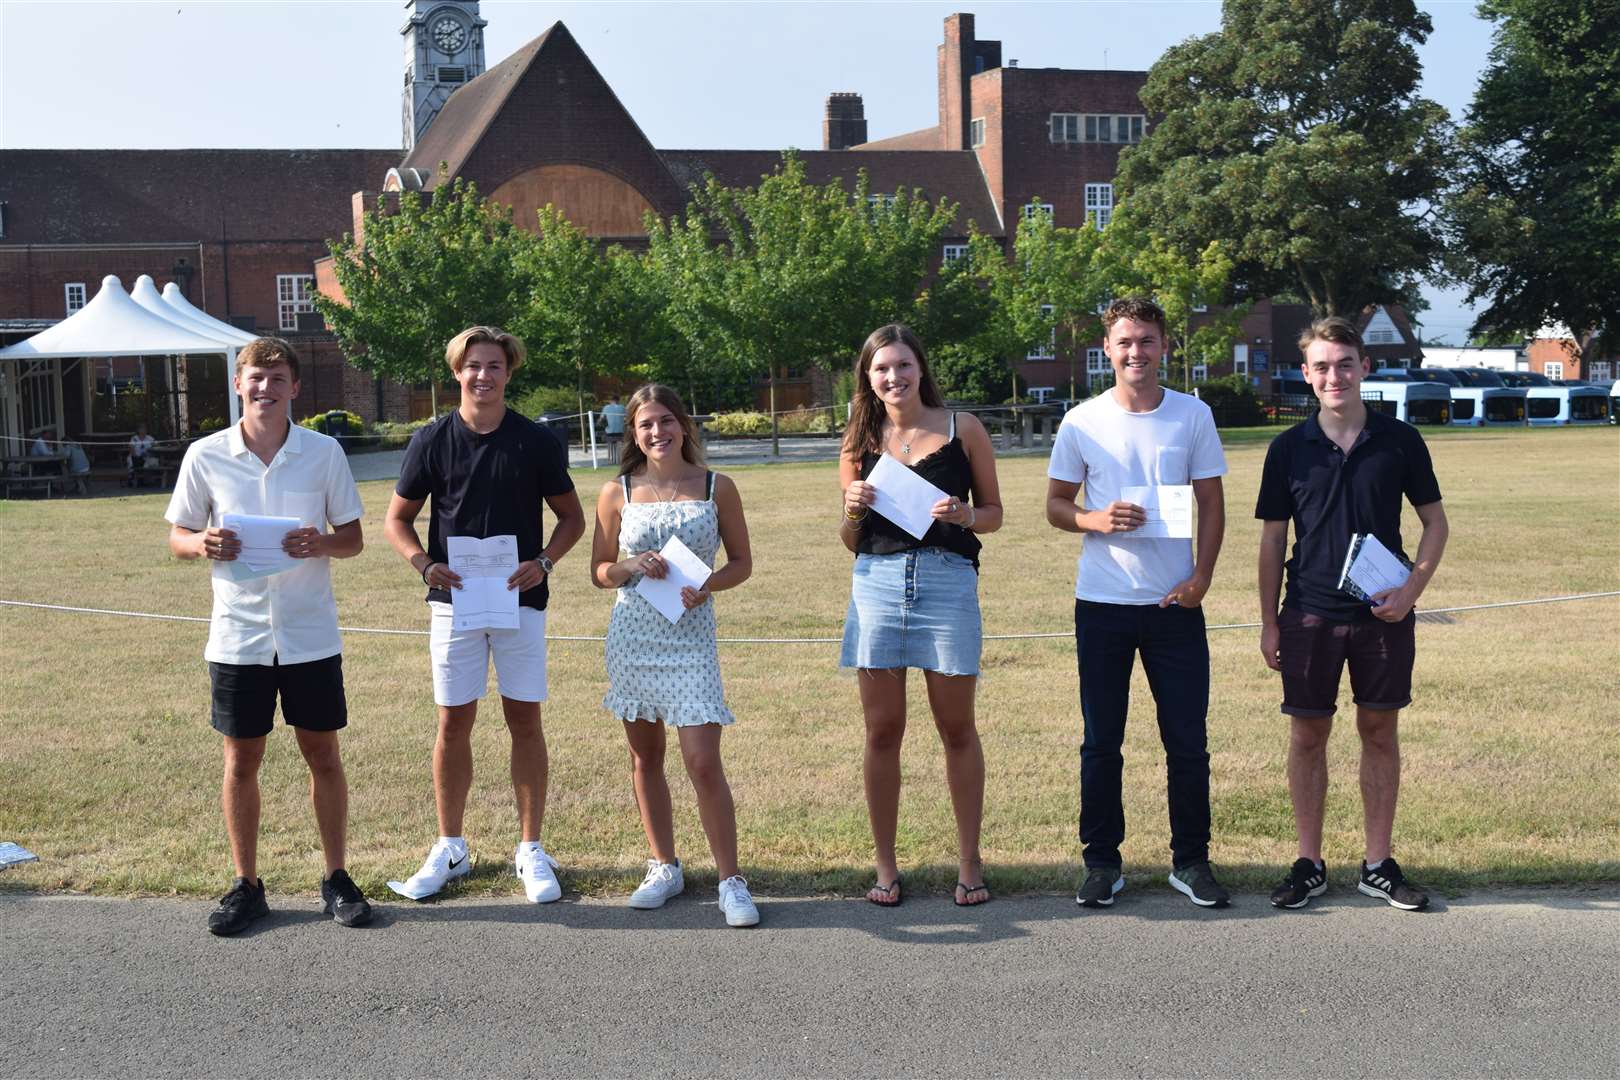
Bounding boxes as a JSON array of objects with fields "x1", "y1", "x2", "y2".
[{"x1": 840, "y1": 549, "x2": 982, "y2": 676}]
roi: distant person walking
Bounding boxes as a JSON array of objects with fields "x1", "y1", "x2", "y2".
[
  {"x1": 590, "y1": 385, "x2": 759, "y2": 926},
  {"x1": 383, "y1": 326, "x2": 586, "y2": 904},
  {"x1": 600, "y1": 393, "x2": 627, "y2": 461},
  {"x1": 1045, "y1": 297, "x2": 1230, "y2": 910},
  {"x1": 164, "y1": 336, "x2": 372, "y2": 935},
  {"x1": 1257, "y1": 317, "x2": 1448, "y2": 911},
  {"x1": 839, "y1": 324, "x2": 1002, "y2": 908}
]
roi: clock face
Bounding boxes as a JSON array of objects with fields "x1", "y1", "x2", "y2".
[{"x1": 432, "y1": 17, "x2": 466, "y2": 53}]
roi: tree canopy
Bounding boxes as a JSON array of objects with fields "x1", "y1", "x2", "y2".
[
  {"x1": 1118, "y1": 0, "x2": 1452, "y2": 318},
  {"x1": 1446, "y1": 0, "x2": 1620, "y2": 349},
  {"x1": 317, "y1": 177, "x2": 529, "y2": 411}
]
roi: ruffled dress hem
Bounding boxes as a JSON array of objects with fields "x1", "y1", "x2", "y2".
[{"x1": 603, "y1": 691, "x2": 735, "y2": 728}]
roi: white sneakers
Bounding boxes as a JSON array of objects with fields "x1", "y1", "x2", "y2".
[
  {"x1": 627, "y1": 861, "x2": 760, "y2": 927},
  {"x1": 515, "y1": 843, "x2": 562, "y2": 904},
  {"x1": 386, "y1": 837, "x2": 565, "y2": 903},
  {"x1": 628, "y1": 859, "x2": 685, "y2": 909},
  {"x1": 386, "y1": 837, "x2": 472, "y2": 900},
  {"x1": 717, "y1": 875, "x2": 760, "y2": 927}
]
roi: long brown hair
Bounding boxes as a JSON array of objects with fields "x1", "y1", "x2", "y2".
[
  {"x1": 619, "y1": 383, "x2": 706, "y2": 475},
  {"x1": 841, "y1": 323, "x2": 943, "y2": 457}
]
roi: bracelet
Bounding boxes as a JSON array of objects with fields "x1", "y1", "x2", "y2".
[
  {"x1": 420, "y1": 560, "x2": 435, "y2": 586},
  {"x1": 844, "y1": 506, "x2": 868, "y2": 522},
  {"x1": 965, "y1": 506, "x2": 977, "y2": 529}
]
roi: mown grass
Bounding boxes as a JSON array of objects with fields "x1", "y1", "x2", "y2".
[{"x1": 1, "y1": 425, "x2": 1616, "y2": 899}]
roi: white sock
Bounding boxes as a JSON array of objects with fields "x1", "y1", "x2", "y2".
[
  {"x1": 518, "y1": 839, "x2": 542, "y2": 853},
  {"x1": 1364, "y1": 858, "x2": 1385, "y2": 872},
  {"x1": 439, "y1": 835, "x2": 466, "y2": 852}
]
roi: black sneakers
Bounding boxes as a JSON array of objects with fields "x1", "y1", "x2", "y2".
[
  {"x1": 1075, "y1": 867, "x2": 1125, "y2": 907},
  {"x1": 1358, "y1": 857, "x2": 1429, "y2": 911},
  {"x1": 1270, "y1": 858, "x2": 1329, "y2": 909},
  {"x1": 321, "y1": 868, "x2": 374, "y2": 927},
  {"x1": 1168, "y1": 861, "x2": 1231, "y2": 908},
  {"x1": 207, "y1": 876, "x2": 269, "y2": 936}
]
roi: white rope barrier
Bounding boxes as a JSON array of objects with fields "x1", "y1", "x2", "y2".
[{"x1": 3, "y1": 592, "x2": 1615, "y2": 644}]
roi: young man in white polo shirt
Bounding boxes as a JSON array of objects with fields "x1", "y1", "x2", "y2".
[
  {"x1": 1046, "y1": 297, "x2": 1231, "y2": 909},
  {"x1": 166, "y1": 337, "x2": 371, "y2": 935},
  {"x1": 384, "y1": 326, "x2": 585, "y2": 904}
]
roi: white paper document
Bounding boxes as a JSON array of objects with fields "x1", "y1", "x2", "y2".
[
  {"x1": 447, "y1": 534, "x2": 521, "y2": 631},
  {"x1": 0, "y1": 842, "x2": 40, "y2": 870},
  {"x1": 1337, "y1": 533, "x2": 1411, "y2": 602},
  {"x1": 1117, "y1": 485, "x2": 1194, "y2": 539},
  {"x1": 221, "y1": 513, "x2": 302, "y2": 581},
  {"x1": 635, "y1": 534, "x2": 714, "y2": 624},
  {"x1": 866, "y1": 452, "x2": 951, "y2": 540}
]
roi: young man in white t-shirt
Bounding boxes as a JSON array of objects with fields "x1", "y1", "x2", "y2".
[
  {"x1": 165, "y1": 337, "x2": 372, "y2": 935},
  {"x1": 1046, "y1": 297, "x2": 1230, "y2": 909}
]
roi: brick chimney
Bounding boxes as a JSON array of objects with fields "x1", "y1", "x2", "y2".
[{"x1": 823, "y1": 92, "x2": 867, "y2": 150}]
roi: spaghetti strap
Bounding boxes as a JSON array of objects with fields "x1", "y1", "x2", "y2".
[
  {"x1": 706, "y1": 471, "x2": 716, "y2": 501},
  {"x1": 620, "y1": 473, "x2": 630, "y2": 500},
  {"x1": 949, "y1": 411, "x2": 958, "y2": 441}
]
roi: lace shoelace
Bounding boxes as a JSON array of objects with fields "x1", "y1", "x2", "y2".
[{"x1": 640, "y1": 863, "x2": 671, "y2": 889}]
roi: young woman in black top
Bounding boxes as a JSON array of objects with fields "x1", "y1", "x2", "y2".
[{"x1": 838, "y1": 324, "x2": 1003, "y2": 906}]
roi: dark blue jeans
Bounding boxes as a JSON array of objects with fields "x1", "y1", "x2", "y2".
[{"x1": 1075, "y1": 599, "x2": 1211, "y2": 870}]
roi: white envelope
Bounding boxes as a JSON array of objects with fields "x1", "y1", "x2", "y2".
[
  {"x1": 866, "y1": 452, "x2": 951, "y2": 540},
  {"x1": 635, "y1": 534, "x2": 714, "y2": 624},
  {"x1": 221, "y1": 513, "x2": 301, "y2": 580},
  {"x1": 1117, "y1": 485, "x2": 1194, "y2": 539}
]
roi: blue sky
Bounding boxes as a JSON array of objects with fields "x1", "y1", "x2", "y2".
[{"x1": 0, "y1": 1, "x2": 1496, "y2": 342}]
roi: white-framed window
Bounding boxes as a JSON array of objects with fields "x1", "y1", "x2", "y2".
[
  {"x1": 1051, "y1": 113, "x2": 1145, "y2": 144},
  {"x1": 969, "y1": 117, "x2": 985, "y2": 147},
  {"x1": 1191, "y1": 299, "x2": 1208, "y2": 313},
  {"x1": 277, "y1": 274, "x2": 316, "y2": 332},
  {"x1": 64, "y1": 282, "x2": 87, "y2": 315},
  {"x1": 1233, "y1": 343, "x2": 1249, "y2": 377},
  {"x1": 1084, "y1": 183, "x2": 1113, "y2": 230},
  {"x1": 942, "y1": 243, "x2": 969, "y2": 265},
  {"x1": 1027, "y1": 304, "x2": 1057, "y2": 360},
  {"x1": 1544, "y1": 361, "x2": 1564, "y2": 380},
  {"x1": 1022, "y1": 202, "x2": 1055, "y2": 220},
  {"x1": 866, "y1": 193, "x2": 897, "y2": 210},
  {"x1": 1030, "y1": 386, "x2": 1055, "y2": 403},
  {"x1": 1086, "y1": 347, "x2": 1109, "y2": 375},
  {"x1": 1192, "y1": 363, "x2": 1208, "y2": 382},
  {"x1": 1589, "y1": 361, "x2": 1612, "y2": 382}
]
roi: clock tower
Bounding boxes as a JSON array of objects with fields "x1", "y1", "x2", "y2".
[{"x1": 401, "y1": 1, "x2": 488, "y2": 152}]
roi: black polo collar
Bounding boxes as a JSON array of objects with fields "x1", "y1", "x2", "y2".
[{"x1": 1300, "y1": 407, "x2": 1393, "y2": 450}]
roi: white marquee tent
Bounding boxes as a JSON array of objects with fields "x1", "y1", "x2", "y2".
[{"x1": 0, "y1": 274, "x2": 246, "y2": 451}]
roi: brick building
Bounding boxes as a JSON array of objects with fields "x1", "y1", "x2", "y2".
[{"x1": 1, "y1": 6, "x2": 1323, "y2": 441}]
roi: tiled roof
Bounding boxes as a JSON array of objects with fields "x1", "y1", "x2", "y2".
[
  {"x1": 0, "y1": 149, "x2": 399, "y2": 244},
  {"x1": 659, "y1": 149, "x2": 1002, "y2": 236}
]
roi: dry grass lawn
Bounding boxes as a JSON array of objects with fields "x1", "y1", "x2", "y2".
[{"x1": 1, "y1": 425, "x2": 1616, "y2": 899}]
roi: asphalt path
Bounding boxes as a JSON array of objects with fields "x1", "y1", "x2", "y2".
[{"x1": 3, "y1": 886, "x2": 1616, "y2": 1078}]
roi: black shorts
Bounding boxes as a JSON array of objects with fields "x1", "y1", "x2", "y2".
[
  {"x1": 209, "y1": 655, "x2": 348, "y2": 739},
  {"x1": 1277, "y1": 606, "x2": 1415, "y2": 718}
]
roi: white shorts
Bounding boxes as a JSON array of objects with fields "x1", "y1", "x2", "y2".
[{"x1": 428, "y1": 602, "x2": 548, "y2": 707}]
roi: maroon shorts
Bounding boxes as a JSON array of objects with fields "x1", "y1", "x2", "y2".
[{"x1": 1277, "y1": 606, "x2": 1415, "y2": 718}]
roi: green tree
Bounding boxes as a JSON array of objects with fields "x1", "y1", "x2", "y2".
[
  {"x1": 509, "y1": 205, "x2": 648, "y2": 426},
  {"x1": 645, "y1": 153, "x2": 956, "y2": 452},
  {"x1": 1118, "y1": 0, "x2": 1452, "y2": 318},
  {"x1": 1447, "y1": 0, "x2": 1620, "y2": 359},
  {"x1": 316, "y1": 176, "x2": 530, "y2": 415}
]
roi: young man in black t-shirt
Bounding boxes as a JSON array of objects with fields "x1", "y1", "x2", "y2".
[
  {"x1": 383, "y1": 326, "x2": 585, "y2": 904},
  {"x1": 1256, "y1": 317, "x2": 1449, "y2": 911}
]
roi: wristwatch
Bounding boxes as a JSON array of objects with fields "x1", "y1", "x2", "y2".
[{"x1": 537, "y1": 553, "x2": 555, "y2": 575}]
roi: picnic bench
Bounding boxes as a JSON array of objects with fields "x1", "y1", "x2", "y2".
[{"x1": 1, "y1": 453, "x2": 78, "y2": 498}]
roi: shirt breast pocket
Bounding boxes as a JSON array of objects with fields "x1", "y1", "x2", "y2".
[
  {"x1": 1156, "y1": 446, "x2": 1189, "y2": 484},
  {"x1": 283, "y1": 490, "x2": 327, "y2": 531}
]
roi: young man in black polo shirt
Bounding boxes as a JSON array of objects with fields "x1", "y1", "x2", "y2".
[
  {"x1": 384, "y1": 326, "x2": 586, "y2": 904},
  {"x1": 1256, "y1": 317, "x2": 1448, "y2": 911}
]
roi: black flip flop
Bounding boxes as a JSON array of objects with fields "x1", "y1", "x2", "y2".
[
  {"x1": 867, "y1": 878, "x2": 903, "y2": 907},
  {"x1": 954, "y1": 881, "x2": 991, "y2": 906}
]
